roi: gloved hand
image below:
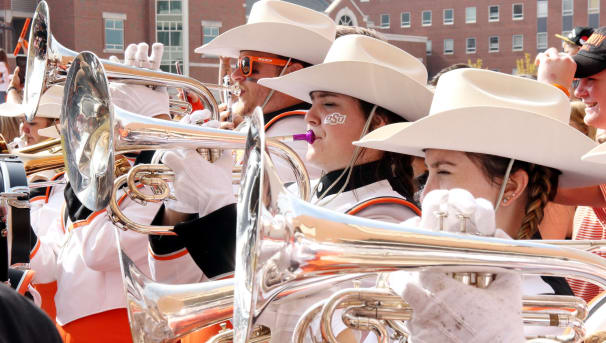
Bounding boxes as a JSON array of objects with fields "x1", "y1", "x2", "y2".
[
  {"x1": 417, "y1": 188, "x2": 496, "y2": 236},
  {"x1": 162, "y1": 147, "x2": 235, "y2": 216},
  {"x1": 110, "y1": 42, "x2": 164, "y2": 70},
  {"x1": 390, "y1": 270, "x2": 524, "y2": 343},
  {"x1": 179, "y1": 109, "x2": 213, "y2": 126}
]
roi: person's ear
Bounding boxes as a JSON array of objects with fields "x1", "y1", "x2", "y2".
[
  {"x1": 500, "y1": 169, "x2": 528, "y2": 207},
  {"x1": 370, "y1": 113, "x2": 388, "y2": 130},
  {"x1": 285, "y1": 61, "x2": 304, "y2": 74}
]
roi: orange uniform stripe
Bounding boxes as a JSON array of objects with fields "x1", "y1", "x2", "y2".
[
  {"x1": 29, "y1": 239, "x2": 41, "y2": 259},
  {"x1": 264, "y1": 110, "x2": 306, "y2": 131},
  {"x1": 16, "y1": 270, "x2": 35, "y2": 295},
  {"x1": 347, "y1": 197, "x2": 421, "y2": 217},
  {"x1": 45, "y1": 171, "x2": 66, "y2": 203},
  {"x1": 148, "y1": 246, "x2": 189, "y2": 261}
]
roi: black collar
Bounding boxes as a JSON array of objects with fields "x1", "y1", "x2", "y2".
[
  {"x1": 263, "y1": 102, "x2": 310, "y2": 124},
  {"x1": 315, "y1": 160, "x2": 389, "y2": 198}
]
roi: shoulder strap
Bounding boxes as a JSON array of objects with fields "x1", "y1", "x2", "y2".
[
  {"x1": 346, "y1": 196, "x2": 421, "y2": 217},
  {"x1": 264, "y1": 110, "x2": 306, "y2": 131}
]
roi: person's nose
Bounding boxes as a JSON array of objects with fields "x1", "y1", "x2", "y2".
[
  {"x1": 305, "y1": 105, "x2": 321, "y2": 127},
  {"x1": 574, "y1": 78, "x2": 589, "y2": 99}
]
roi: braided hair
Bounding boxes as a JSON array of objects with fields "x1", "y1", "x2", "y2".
[{"x1": 465, "y1": 153, "x2": 560, "y2": 239}]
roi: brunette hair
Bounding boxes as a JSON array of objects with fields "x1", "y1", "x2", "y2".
[
  {"x1": 569, "y1": 101, "x2": 596, "y2": 140},
  {"x1": 465, "y1": 153, "x2": 560, "y2": 239},
  {"x1": 0, "y1": 49, "x2": 8, "y2": 66},
  {"x1": 0, "y1": 116, "x2": 21, "y2": 143},
  {"x1": 357, "y1": 100, "x2": 416, "y2": 201}
]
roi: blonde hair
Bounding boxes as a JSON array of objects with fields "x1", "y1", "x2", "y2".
[
  {"x1": 569, "y1": 101, "x2": 596, "y2": 140},
  {"x1": 0, "y1": 116, "x2": 21, "y2": 143}
]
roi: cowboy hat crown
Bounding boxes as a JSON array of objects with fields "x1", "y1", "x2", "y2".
[
  {"x1": 195, "y1": 0, "x2": 336, "y2": 64},
  {"x1": 258, "y1": 34, "x2": 433, "y2": 121}
]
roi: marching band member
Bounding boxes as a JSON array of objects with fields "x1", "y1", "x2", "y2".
[
  {"x1": 147, "y1": 0, "x2": 336, "y2": 292},
  {"x1": 27, "y1": 42, "x2": 171, "y2": 343},
  {"x1": 159, "y1": 34, "x2": 432, "y2": 342},
  {"x1": 355, "y1": 68, "x2": 606, "y2": 340}
]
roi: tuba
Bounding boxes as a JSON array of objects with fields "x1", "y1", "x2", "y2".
[
  {"x1": 24, "y1": 1, "x2": 239, "y2": 122},
  {"x1": 60, "y1": 51, "x2": 310, "y2": 213},
  {"x1": 232, "y1": 109, "x2": 606, "y2": 342}
]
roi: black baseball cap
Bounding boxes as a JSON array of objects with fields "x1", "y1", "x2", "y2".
[
  {"x1": 573, "y1": 26, "x2": 606, "y2": 78},
  {"x1": 555, "y1": 26, "x2": 594, "y2": 46}
]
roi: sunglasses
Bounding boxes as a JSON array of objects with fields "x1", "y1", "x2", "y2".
[{"x1": 237, "y1": 55, "x2": 291, "y2": 77}]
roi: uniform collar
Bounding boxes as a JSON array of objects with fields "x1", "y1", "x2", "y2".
[
  {"x1": 315, "y1": 160, "x2": 387, "y2": 198},
  {"x1": 263, "y1": 102, "x2": 310, "y2": 124}
]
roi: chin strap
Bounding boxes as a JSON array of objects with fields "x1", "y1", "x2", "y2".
[
  {"x1": 494, "y1": 158, "x2": 515, "y2": 213},
  {"x1": 260, "y1": 57, "x2": 292, "y2": 111}
]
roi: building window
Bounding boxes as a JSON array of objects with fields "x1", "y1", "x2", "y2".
[
  {"x1": 513, "y1": 4, "x2": 524, "y2": 20},
  {"x1": 512, "y1": 34, "x2": 524, "y2": 51},
  {"x1": 401, "y1": 12, "x2": 411, "y2": 27},
  {"x1": 465, "y1": 7, "x2": 476, "y2": 23},
  {"x1": 380, "y1": 14, "x2": 390, "y2": 28},
  {"x1": 489, "y1": 5, "x2": 500, "y2": 21},
  {"x1": 104, "y1": 17, "x2": 124, "y2": 51},
  {"x1": 537, "y1": 32, "x2": 548, "y2": 49},
  {"x1": 426, "y1": 40, "x2": 432, "y2": 56},
  {"x1": 444, "y1": 38, "x2": 454, "y2": 54},
  {"x1": 338, "y1": 15, "x2": 354, "y2": 26},
  {"x1": 422, "y1": 10, "x2": 432, "y2": 26},
  {"x1": 537, "y1": 0, "x2": 548, "y2": 18},
  {"x1": 489, "y1": 36, "x2": 499, "y2": 52},
  {"x1": 562, "y1": 0, "x2": 574, "y2": 16},
  {"x1": 443, "y1": 9, "x2": 454, "y2": 25},
  {"x1": 157, "y1": 0, "x2": 183, "y2": 74},
  {"x1": 589, "y1": 0, "x2": 600, "y2": 13},
  {"x1": 466, "y1": 37, "x2": 476, "y2": 53},
  {"x1": 202, "y1": 24, "x2": 220, "y2": 45}
]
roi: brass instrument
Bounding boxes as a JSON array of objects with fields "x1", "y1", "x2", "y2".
[
  {"x1": 24, "y1": 1, "x2": 239, "y2": 122},
  {"x1": 61, "y1": 51, "x2": 309, "y2": 223},
  {"x1": 232, "y1": 110, "x2": 606, "y2": 343}
]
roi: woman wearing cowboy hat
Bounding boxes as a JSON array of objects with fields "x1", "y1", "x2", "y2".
[{"x1": 356, "y1": 68, "x2": 606, "y2": 341}]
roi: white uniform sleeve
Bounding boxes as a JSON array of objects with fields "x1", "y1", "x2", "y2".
[
  {"x1": 148, "y1": 250, "x2": 206, "y2": 284},
  {"x1": 79, "y1": 192, "x2": 162, "y2": 272}
]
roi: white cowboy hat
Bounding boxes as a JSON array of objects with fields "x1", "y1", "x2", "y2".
[
  {"x1": 194, "y1": 0, "x2": 336, "y2": 64},
  {"x1": 354, "y1": 68, "x2": 605, "y2": 188},
  {"x1": 0, "y1": 85, "x2": 62, "y2": 119},
  {"x1": 257, "y1": 34, "x2": 432, "y2": 121},
  {"x1": 582, "y1": 143, "x2": 606, "y2": 163}
]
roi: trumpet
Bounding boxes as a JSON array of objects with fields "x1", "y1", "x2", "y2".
[
  {"x1": 61, "y1": 51, "x2": 310, "y2": 219},
  {"x1": 24, "y1": 1, "x2": 239, "y2": 122},
  {"x1": 232, "y1": 109, "x2": 606, "y2": 343}
]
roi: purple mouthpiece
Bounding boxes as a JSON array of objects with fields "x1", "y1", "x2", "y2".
[{"x1": 292, "y1": 130, "x2": 316, "y2": 144}]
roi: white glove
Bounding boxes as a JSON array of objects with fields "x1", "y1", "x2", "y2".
[
  {"x1": 179, "y1": 109, "x2": 213, "y2": 126},
  {"x1": 390, "y1": 270, "x2": 525, "y2": 343},
  {"x1": 418, "y1": 188, "x2": 496, "y2": 236},
  {"x1": 162, "y1": 147, "x2": 235, "y2": 216},
  {"x1": 109, "y1": 42, "x2": 164, "y2": 70}
]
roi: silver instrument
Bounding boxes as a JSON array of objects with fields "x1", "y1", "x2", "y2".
[
  {"x1": 24, "y1": 1, "x2": 239, "y2": 122},
  {"x1": 60, "y1": 51, "x2": 310, "y2": 213}
]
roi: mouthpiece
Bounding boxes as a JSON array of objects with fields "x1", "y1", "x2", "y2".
[{"x1": 292, "y1": 130, "x2": 315, "y2": 144}]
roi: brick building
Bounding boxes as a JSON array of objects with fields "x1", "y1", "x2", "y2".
[
  {"x1": 0, "y1": 0, "x2": 246, "y2": 83},
  {"x1": 325, "y1": 0, "x2": 606, "y2": 76}
]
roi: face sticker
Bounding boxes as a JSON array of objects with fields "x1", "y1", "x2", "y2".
[{"x1": 323, "y1": 112, "x2": 347, "y2": 125}]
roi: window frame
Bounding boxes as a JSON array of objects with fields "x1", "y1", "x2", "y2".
[
  {"x1": 537, "y1": 0, "x2": 548, "y2": 18},
  {"x1": 380, "y1": 13, "x2": 390, "y2": 28},
  {"x1": 588, "y1": 0, "x2": 600, "y2": 14},
  {"x1": 512, "y1": 3, "x2": 524, "y2": 20},
  {"x1": 489, "y1": 35, "x2": 500, "y2": 52},
  {"x1": 103, "y1": 13, "x2": 126, "y2": 53},
  {"x1": 488, "y1": 5, "x2": 500, "y2": 22},
  {"x1": 512, "y1": 34, "x2": 524, "y2": 51},
  {"x1": 537, "y1": 32, "x2": 548, "y2": 49},
  {"x1": 443, "y1": 38, "x2": 454, "y2": 55},
  {"x1": 465, "y1": 6, "x2": 477, "y2": 23},
  {"x1": 401, "y1": 12, "x2": 411, "y2": 27},
  {"x1": 562, "y1": 0, "x2": 574, "y2": 16},
  {"x1": 443, "y1": 8, "x2": 454, "y2": 25},
  {"x1": 466, "y1": 37, "x2": 477, "y2": 54},
  {"x1": 422, "y1": 10, "x2": 432, "y2": 26}
]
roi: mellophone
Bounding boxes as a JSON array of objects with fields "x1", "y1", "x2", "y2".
[{"x1": 13, "y1": 1, "x2": 606, "y2": 342}]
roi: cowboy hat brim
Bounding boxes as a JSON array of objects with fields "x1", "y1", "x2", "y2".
[
  {"x1": 354, "y1": 106, "x2": 604, "y2": 188},
  {"x1": 37, "y1": 125, "x2": 60, "y2": 139},
  {"x1": 194, "y1": 22, "x2": 332, "y2": 65},
  {"x1": 0, "y1": 102, "x2": 60, "y2": 119},
  {"x1": 582, "y1": 143, "x2": 606, "y2": 163},
  {"x1": 258, "y1": 61, "x2": 433, "y2": 121}
]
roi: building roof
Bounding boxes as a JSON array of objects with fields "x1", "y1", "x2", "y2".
[{"x1": 245, "y1": 0, "x2": 331, "y2": 15}]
